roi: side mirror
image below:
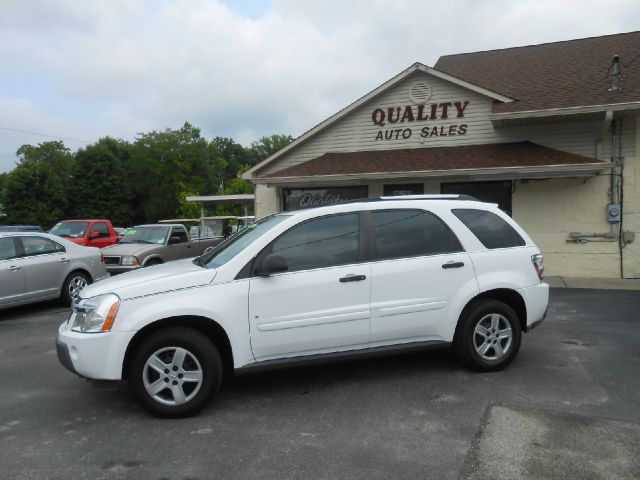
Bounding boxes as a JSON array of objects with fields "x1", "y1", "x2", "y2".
[
  {"x1": 258, "y1": 253, "x2": 288, "y2": 276},
  {"x1": 169, "y1": 235, "x2": 183, "y2": 245},
  {"x1": 89, "y1": 231, "x2": 100, "y2": 239}
]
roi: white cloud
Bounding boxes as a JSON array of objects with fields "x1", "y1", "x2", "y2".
[{"x1": 0, "y1": 0, "x2": 639, "y2": 172}]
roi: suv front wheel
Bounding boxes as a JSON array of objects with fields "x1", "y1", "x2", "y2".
[
  {"x1": 128, "y1": 327, "x2": 222, "y2": 417},
  {"x1": 455, "y1": 299, "x2": 522, "y2": 371}
]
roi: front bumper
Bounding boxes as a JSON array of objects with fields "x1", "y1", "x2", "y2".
[
  {"x1": 56, "y1": 321, "x2": 135, "y2": 380},
  {"x1": 105, "y1": 265, "x2": 141, "y2": 275}
]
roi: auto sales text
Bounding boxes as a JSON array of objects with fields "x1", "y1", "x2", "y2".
[{"x1": 372, "y1": 101, "x2": 469, "y2": 141}]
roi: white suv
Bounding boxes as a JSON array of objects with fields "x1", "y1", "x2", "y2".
[{"x1": 56, "y1": 196, "x2": 548, "y2": 417}]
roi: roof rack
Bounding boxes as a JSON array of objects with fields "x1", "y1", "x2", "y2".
[{"x1": 334, "y1": 194, "x2": 479, "y2": 206}]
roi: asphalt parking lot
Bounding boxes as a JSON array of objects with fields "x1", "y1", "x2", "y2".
[{"x1": 1, "y1": 288, "x2": 639, "y2": 480}]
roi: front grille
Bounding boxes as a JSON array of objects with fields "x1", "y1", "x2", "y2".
[{"x1": 104, "y1": 256, "x2": 121, "y2": 266}]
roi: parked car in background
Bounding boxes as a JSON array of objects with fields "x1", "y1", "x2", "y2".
[
  {"x1": 101, "y1": 224, "x2": 222, "y2": 274},
  {"x1": 0, "y1": 232, "x2": 108, "y2": 309},
  {"x1": 0, "y1": 225, "x2": 44, "y2": 232},
  {"x1": 57, "y1": 195, "x2": 548, "y2": 417},
  {"x1": 114, "y1": 227, "x2": 126, "y2": 241},
  {"x1": 49, "y1": 219, "x2": 120, "y2": 248}
]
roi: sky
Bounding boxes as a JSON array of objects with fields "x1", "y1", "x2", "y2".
[{"x1": 1, "y1": 0, "x2": 639, "y2": 172}]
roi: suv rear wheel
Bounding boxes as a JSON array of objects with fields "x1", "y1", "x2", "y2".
[
  {"x1": 128, "y1": 327, "x2": 222, "y2": 418},
  {"x1": 455, "y1": 299, "x2": 522, "y2": 371}
]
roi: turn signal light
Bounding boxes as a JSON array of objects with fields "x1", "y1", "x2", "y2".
[{"x1": 531, "y1": 254, "x2": 544, "y2": 280}]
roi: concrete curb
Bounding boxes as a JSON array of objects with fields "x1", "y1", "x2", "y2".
[{"x1": 546, "y1": 276, "x2": 640, "y2": 290}]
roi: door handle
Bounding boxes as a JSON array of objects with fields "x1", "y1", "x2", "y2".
[
  {"x1": 339, "y1": 274, "x2": 366, "y2": 283},
  {"x1": 442, "y1": 261, "x2": 464, "y2": 269},
  {"x1": 59, "y1": 258, "x2": 69, "y2": 263},
  {"x1": 8, "y1": 265, "x2": 21, "y2": 271}
]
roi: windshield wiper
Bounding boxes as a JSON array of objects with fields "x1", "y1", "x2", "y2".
[{"x1": 193, "y1": 256, "x2": 206, "y2": 268}]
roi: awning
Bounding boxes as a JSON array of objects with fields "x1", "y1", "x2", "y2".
[{"x1": 259, "y1": 142, "x2": 610, "y2": 185}]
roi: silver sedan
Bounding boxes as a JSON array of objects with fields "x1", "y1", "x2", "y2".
[{"x1": 0, "y1": 232, "x2": 108, "y2": 309}]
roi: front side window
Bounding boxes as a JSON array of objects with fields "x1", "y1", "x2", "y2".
[
  {"x1": 19, "y1": 236, "x2": 65, "y2": 256},
  {"x1": 0, "y1": 237, "x2": 19, "y2": 261},
  {"x1": 371, "y1": 209, "x2": 462, "y2": 261},
  {"x1": 91, "y1": 222, "x2": 109, "y2": 237},
  {"x1": 171, "y1": 228, "x2": 189, "y2": 243},
  {"x1": 452, "y1": 209, "x2": 526, "y2": 249},
  {"x1": 269, "y1": 214, "x2": 360, "y2": 272}
]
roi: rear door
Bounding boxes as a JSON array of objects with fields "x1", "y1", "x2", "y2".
[
  {"x1": 368, "y1": 209, "x2": 478, "y2": 346},
  {"x1": 248, "y1": 213, "x2": 371, "y2": 360},
  {"x1": 0, "y1": 237, "x2": 25, "y2": 306}
]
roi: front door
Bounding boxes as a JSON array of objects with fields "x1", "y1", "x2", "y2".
[
  {"x1": 87, "y1": 222, "x2": 112, "y2": 248},
  {"x1": 19, "y1": 236, "x2": 67, "y2": 300},
  {"x1": 367, "y1": 209, "x2": 478, "y2": 345},
  {"x1": 0, "y1": 237, "x2": 25, "y2": 307},
  {"x1": 248, "y1": 213, "x2": 371, "y2": 360}
]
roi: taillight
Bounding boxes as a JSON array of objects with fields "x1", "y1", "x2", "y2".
[
  {"x1": 100, "y1": 252, "x2": 105, "y2": 263},
  {"x1": 531, "y1": 254, "x2": 544, "y2": 280}
]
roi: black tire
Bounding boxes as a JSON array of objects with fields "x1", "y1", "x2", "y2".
[
  {"x1": 144, "y1": 258, "x2": 163, "y2": 267},
  {"x1": 61, "y1": 271, "x2": 91, "y2": 306},
  {"x1": 128, "y1": 327, "x2": 222, "y2": 418},
  {"x1": 454, "y1": 300, "x2": 522, "y2": 372}
]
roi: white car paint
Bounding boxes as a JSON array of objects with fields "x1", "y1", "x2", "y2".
[{"x1": 57, "y1": 197, "x2": 549, "y2": 383}]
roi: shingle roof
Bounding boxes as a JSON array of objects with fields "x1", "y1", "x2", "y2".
[
  {"x1": 434, "y1": 31, "x2": 640, "y2": 114},
  {"x1": 265, "y1": 142, "x2": 603, "y2": 178}
]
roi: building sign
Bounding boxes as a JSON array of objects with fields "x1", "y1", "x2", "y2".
[
  {"x1": 371, "y1": 83, "x2": 470, "y2": 142},
  {"x1": 283, "y1": 186, "x2": 368, "y2": 211}
]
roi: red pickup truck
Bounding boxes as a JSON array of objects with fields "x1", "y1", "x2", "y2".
[{"x1": 49, "y1": 219, "x2": 120, "y2": 248}]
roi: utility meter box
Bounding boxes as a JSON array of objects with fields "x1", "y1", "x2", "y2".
[{"x1": 608, "y1": 203, "x2": 621, "y2": 223}]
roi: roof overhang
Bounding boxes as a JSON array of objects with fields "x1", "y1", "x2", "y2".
[
  {"x1": 491, "y1": 101, "x2": 640, "y2": 127},
  {"x1": 257, "y1": 162, "x2": 611, "y2": 187},
  {"x1": 186, "y1": 194, "x2": 255, "y2": 205}
]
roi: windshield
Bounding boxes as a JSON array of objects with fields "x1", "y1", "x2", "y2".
[
  {"x1": 50, "y1": 221, "x2": 89, "y2": 238},
  {"x1": 199, "y1": 214, "x2": 290, "y2": 269},
  {"x1": 119, "y1": 226, "x2": 170, "y2": 244}
]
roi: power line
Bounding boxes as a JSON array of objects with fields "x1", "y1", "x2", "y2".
[{"x1": 0, "y1": 126, "x2": 91, "y2": 144}]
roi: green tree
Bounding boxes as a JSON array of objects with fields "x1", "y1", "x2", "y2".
[
  {"x1": 248, "y1": 134, "x2": 294, "y2": 165},
  {"x1": 130, "y1": 123, "x2": 213, "y2": 222},
  {"x1": 72, "y1": 137, "x2": 134, "y2": 226},
  {"x1": 15, "y1": 141, "x2": 75, "y2": 216},
  {"x1": 3, "y1": 161, "x2": 66, "y2": 227}
]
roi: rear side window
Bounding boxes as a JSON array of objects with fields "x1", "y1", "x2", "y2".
[
  {"x1": 19, "y1": 236, "x2": 65, "y2": 256},
  {"x1": 452, "y1": 209, "x2": 526, "y2": 249},
  {"x1": 371, "y1": 209, "x2": 462, "y2": 261},
  {"x1": 270, "y1": 213, "x2": 360, "y2": 272}
]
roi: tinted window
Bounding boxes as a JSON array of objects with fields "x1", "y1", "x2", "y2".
[
  {"x1": 20, "y1": 236, "x2": 65, "y2": 256},
  {"x1": 171, "y1": 228, "x2": 189, "y2": 243},
  {"x1": 91, "y1": 222, "x2": 109, "y2": 237},
  {"x1": 371, "y1": 210, "x2": 462, "y2": 261},
  {"x1": 270, "y1": 214, "x2": 359, "y2": 272},
  {"x1": 0, "y1": 238, "x2": 19, "y2": 261},
  {"x1": 452, "y1": 209, "x2": 526, "y2": 249}
]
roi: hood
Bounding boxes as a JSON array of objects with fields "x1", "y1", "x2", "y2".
[
  {"x1": 81, "y1": 258, "x2": 216, "y2": 300},
  {"x1": 102, "y1": 242, "x2": 158, "y2": 257}
]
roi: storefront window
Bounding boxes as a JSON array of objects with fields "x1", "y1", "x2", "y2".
[
  {"x1": 383, "y1": 183, "x2": 424, "y2": 196},
  {"x1": 441, "y1": 181, "x2": 512, "y2": 215},
  {"x1": 283, "y1": 186, "x2": 368, "y2": 211}
]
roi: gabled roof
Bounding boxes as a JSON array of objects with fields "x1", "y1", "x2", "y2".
[
  {"x1": 243, "y1": 63, "x2": 512, "y2": 179},
  {"x1": 435, "y1": 31, "x2": 640, "y2": 115},
  {"x1": 261, "y1": 142, "x2": 608, "y2": 183}
]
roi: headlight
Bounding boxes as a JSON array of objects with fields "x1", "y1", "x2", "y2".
[
  {"x1": 71, "y1": 293, "x2": 121, "y2": 333},
  {"x1": 121, "y1": 256, "x2": 140, "y2": 266}
]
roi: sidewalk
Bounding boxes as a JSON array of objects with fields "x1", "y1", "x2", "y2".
[{"x1": 546, "y1": 276, "x2": 640, "y2": 290}]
